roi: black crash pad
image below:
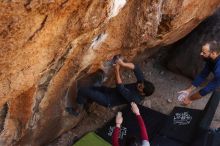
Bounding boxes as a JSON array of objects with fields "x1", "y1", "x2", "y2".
[
  {"x1": 191, "y1": 128, "x2": 220, "y2": 146},
  {"x1": 96, "y1": 105, "x2": 168, "y2": 145},
  {"x1": 151, "y1": 135, "x2": 186, "y2": 146},
  {"x1": 160, "y1": 107, "x2": 202, "y2": 144}
]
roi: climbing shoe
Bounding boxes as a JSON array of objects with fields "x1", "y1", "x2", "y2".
[{"x1": 65, "y1": 104, "x2": 84, "y2": 116}]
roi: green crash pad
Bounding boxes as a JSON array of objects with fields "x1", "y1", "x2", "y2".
[{"x1": 73, "y1": 132, "x2": 111, "y2": 146}]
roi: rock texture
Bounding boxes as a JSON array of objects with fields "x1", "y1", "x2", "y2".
[
  {"x1": 0, "y1": 0, "x2": 220, "y2": 145},
  {"x1": 164, "y1": 8, "x2": 220, "y2": 79}
]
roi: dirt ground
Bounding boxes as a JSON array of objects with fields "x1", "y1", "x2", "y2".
[{"x1": 48, "y1": 56, "x2": 220, "y2": 146}]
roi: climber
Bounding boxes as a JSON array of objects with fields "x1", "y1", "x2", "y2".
[
  {"x1": 112, "y1": 102, "x2": 150, "y2": 146},
  {"x1": 177, "y1": 40, "x2": 220, "y2": 130},
  {"x1": 66, "y1": 55, "x2": 155, "y2": 116}
]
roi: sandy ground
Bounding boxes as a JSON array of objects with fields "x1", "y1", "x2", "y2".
[{"x1": 48, "y1": 56, "x2": 220, "y2": 146}]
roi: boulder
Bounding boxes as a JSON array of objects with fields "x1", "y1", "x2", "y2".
[
  {"x1": 165, "y1": 8, "x2": 220, "y2": 79},
  {"x1": 0, "y1": 0, "x2": 220, "y2": 145}
]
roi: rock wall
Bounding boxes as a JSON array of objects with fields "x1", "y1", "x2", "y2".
[
  {"x1": 0, "y1": 0, "x2": 220, "y2": 145},
  {"x1": 164, "y1": 8, "x2": 220, "y2": 79}
]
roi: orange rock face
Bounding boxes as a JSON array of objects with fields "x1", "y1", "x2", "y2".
[{"x1": 0, "y1": 0, "x2": 220, "y2": 145}]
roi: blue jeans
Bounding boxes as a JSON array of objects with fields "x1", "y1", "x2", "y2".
[{"x1": 77, "y1": 86, "x2": 128, "y2": 107}]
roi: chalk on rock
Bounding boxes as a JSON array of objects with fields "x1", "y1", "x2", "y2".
[{"x1": 167, "y1": 98, "x2": 172, "y2": 103}]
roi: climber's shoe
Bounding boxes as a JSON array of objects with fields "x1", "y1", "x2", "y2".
[{"x1": 65, "y1": 104, "x2": 84, "y2": 116}]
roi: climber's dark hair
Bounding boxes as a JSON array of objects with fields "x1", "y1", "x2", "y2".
[{"x1": 143, "y1": 80, "x2": 155, "y2": 96}]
